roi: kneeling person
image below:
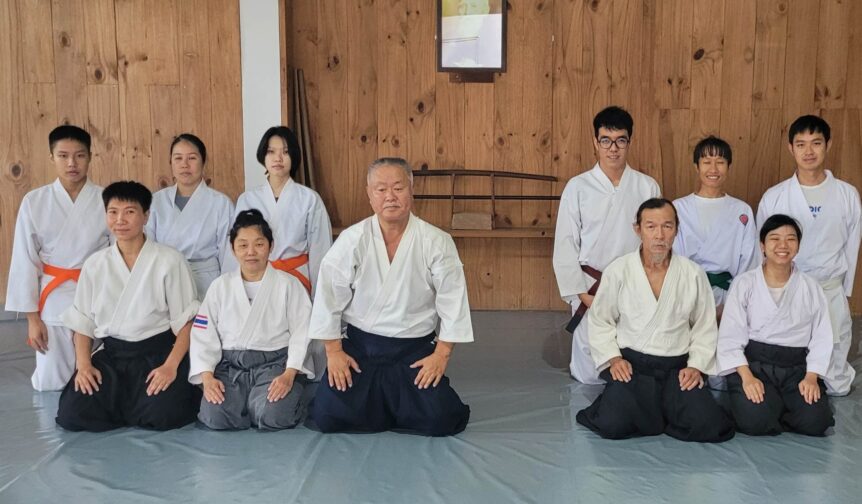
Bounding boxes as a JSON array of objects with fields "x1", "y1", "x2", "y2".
[
  {"x1": 56, "y1": 181, "x2": 201, "y2": 432},
  {"x1": 717, "y1": 214, "x2": 834, "y2": 436},
  {"x1": 576, "y1": 198, "x2": 734, "y2": 442},
  {"x1": 190, "y1": 210, "x2": 317, "y2": 430},
  {"x1": 309, "y1": 158, "x2": 472, "y2": 437}
]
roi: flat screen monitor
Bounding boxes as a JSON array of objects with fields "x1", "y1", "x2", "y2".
[{"x1": 437, "y1": 0, "x2": 507, "y2": 73}]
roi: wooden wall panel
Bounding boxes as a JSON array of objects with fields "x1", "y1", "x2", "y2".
[
  {"x1": 752, "y1": 0, "x2": 787, "y2": 109},
  {"x1": 814, "y1": 0, "x2": 849, "y2": 110},
  {"x1": 4, "y1": 0, "x2": 862, "y2": 314},
  {"x1": 86, "y1": 84, "x2": 122, "y2": 186},
  {"x1": 288, "y1": 0, "x2": 862, "y2": 314},
  {"x1": 0, "y1": 0, "x2": 29, "y2": 299},
  {"x1": 847, "y1": 1, "x2": 862, "y2": 109},
  {"x1": 346, "y1": 0, "x2": 378, "y2": 225},
  {"x1": 780, "y1": 0, "x2": 820, "y2": 180},
  {"x1": 0, "y1": 0, "x2": 244, "y2": 300},
  {"x1": 653, "y1": 0, "x2": 693, "y2": 110},
  {"x1": 316, "y1": 0, "x2": 349, "y2": 227},
  {"x1": 52, "y1": 0, "x2": 89, "y2": 127},
  {"x1": 84, "y1": 0, "x2": 118, "y2": 85},
  {"x1": 207, "y1": 0, "x2": 243, "y2": 201},
  {"x1": 719, "y1": 0, "x2": 756, "y2": 201},
  {"x1": 21, "y1": 83, "x2": 58, "y2": 186},
  {"x1": 689, "y1": 0, "x2": 724, "y2": 110},
  {"x1": 178, "y1": 0, "x2": 213, "y2": 149},
  {"x1": 18, "y1": 0, "x2": 55, "y2": 84}
]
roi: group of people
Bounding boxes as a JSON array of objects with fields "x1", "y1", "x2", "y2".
[
  {"x1": 5, "y1": 103, "x2": 859, "y2": 441},
  {"x1": 7, "y1": 125, "x2": 471, "y2": 436},
  {"x1": 555, "y1": 107, "x2": 859, "y2": 441}
]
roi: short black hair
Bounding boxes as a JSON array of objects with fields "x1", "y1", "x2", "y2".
[
  {"x1": 256, "y1": 126, "x2": 302, "y2": 178},
  {"x1": 693, "y1": 135, "x2": 733, "y2": 165},
  {"x1": 171, "y1": 133, "x2": 207, "y2": 164},
  {"x1": 230, "y1": 209, "x2": 274, "y2": 248},
  {"x1": 49, "y1": 125, "x2": 91, "y2": 153},
  {"x1": 788, "y1": 115, "x2": 831, "y2": 144},
  {"x1": 593, "y1": 106, "x2": 633, "y2": 138},
  {"x1": 102, "y1": 181, "x2": 152, "y2": 212},
  {"x1": 759, "y1": 214, "x2": 802, "y2": 244},
  {"x1": 636, "y1": 198, "x2": 679, "y2": 226}
]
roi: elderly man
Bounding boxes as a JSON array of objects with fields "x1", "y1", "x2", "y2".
[
  {"x1": 576, "y1": 198, "x2": 734, "y2": 442},
  {"x1": 309, "y1": 157, "x2": 473, "y2": 436}
]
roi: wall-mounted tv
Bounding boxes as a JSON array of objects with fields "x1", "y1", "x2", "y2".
[{"x1": 437, "y1": 0, "x2": 507, "y2": 73}]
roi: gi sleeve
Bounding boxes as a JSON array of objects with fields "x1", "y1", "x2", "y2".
[
  {"x1": 430, "y1": 234, "x2": 473, "y2": 344},
  {"x1": 165, "y1": 255, "x2": 201, "y2": 335},
  {"x1": 553, "y1": 180, "x2": 588, "y2": 303},
  {"x1": 285, "y1": 278, "x2": 316, "y2": 379},
  {"x1": 738, "y1": 206, "x2": 761, "y2": 274},
  {"x1": 61, "y1": 260, "x2": 98, "y2": 338},
  {"x1": 587, "y1": 262, "x2": 623, "y2": 371},
  {"x1": 216, "y1": 198, "x2": 236, "y2": 274},
  {"x1": 5, "y1": 196, "x2": 42, "y2": 313},
  {"x1": 715, "y1": 276, "x2": 751, "y2": 376},
  {"x1": 308, "y1": 238, "x2": 355, "y2": 340},
  {"x1": 306, "y1": 192, "x2": 333, "y2": 299},
  {"x1": 188, "y1": 288, "x2": 222, "y2": 385},
  {"x1": 807, "y1": 283, "x2": 835, "y2": 377},
  {"x1": 842, "y1": 187, "x2": 861, "y2": 297},
  {"x1": 686, "y1": 269, "x2": 719, "y2": 374}
]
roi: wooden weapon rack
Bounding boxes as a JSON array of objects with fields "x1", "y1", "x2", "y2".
[{"x1": 413, "y1": 169, "x2": 559, "y2": 239}]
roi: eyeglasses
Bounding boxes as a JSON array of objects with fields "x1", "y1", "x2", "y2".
[{"x1": 597, "y1": 136, "x2": 630, "y2": 150}]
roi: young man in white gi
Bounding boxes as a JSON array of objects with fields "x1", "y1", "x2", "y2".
[
  {"x1": 553, "y1": 106, "x2": 661, "y2": 384},
  {"x1": 5, "y1": 125, "x2": 110, "y2": 391},
  {"x1": 673, "y1": 136, "x2": 759, "y2": 316},
  {"x1": 756, "y1": 115, "x2": 861, "y2": 396},
  {"x1": 309, "y1": 158, "x2": 473, "y2": 437}
]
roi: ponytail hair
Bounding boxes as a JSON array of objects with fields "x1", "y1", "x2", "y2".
[{"x1": 230, "y1": 208, "x2": 274, "y2": 247}]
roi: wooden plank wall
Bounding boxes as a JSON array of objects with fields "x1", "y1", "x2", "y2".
[
  {"x1": 0, "y1": 0, "x2": 244, "y2": 301},
  {"x1": 292, "y1": 0, "x2": 862, "y2": 312}
]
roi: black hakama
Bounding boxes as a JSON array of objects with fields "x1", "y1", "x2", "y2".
[
  {"x1": 310, "y1": 325, "x2": 470, "y2": 437},
  {"x1": 727, "y1": 341, "x2": 834, "y2": 437},
  {"x1": 576, "y1": 348, "x2": 735, "y2": 442},
  {"x1": 56, "y1": 330, "x2": 201, "y2": 432}
]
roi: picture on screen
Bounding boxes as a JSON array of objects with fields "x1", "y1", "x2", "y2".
[{"x1": 438, "y1": 0, "x2": 506, "y2": 72}]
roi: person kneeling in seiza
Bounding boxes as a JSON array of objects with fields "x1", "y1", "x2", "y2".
[
  {"x1": 576, "y1": 198, "x2": 734, "y2": 442},
  {"x1": 55, "y1": 181, "x2": 201, "y2": 431},
  {"x1": 309, "y1": 157, "x2": 473, "y2": 437},
  {"x1": 189, "y1": 209, "x2": 316, "y2": 430},
  {"x1": 717, "y1": 214, "x2": 835, "y2": 436}
]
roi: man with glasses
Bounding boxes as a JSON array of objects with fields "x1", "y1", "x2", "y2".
[{"x1": 553, "y1": 106, "x2": 661, "y2": 384}]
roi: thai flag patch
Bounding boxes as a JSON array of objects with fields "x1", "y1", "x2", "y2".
[{"x1": 193, "y1": 315, "x2": 208, "y2": 330}]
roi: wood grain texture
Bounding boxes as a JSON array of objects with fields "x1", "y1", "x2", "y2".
[
  {"x1": 18, "y1": 0, "x2": 55, "y2": 83},
  {"x1": 316, "y1": 0, "x2": 349, "y2": 226},
  {"x1": 5, "y1": 0, "x2": 862, "y2": 314},
  {"x1": 287, "y1": 0, "x2": 862, "y2": 312},
  {"x1": 0, "y1": 0, "x2": 244, "y2": 300}
]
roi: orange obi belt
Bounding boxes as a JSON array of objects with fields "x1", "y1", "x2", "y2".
[
  {"x1": 39, "y1": 264, "x2": 82, "y2": 312},
  {"x1": 270, "y1": 254, "x2": 311, "y2": 293}
]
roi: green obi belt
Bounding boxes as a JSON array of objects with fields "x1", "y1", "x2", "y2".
[{"x1": 707, "y1": 271, "x2": 733, "y2": 291}]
